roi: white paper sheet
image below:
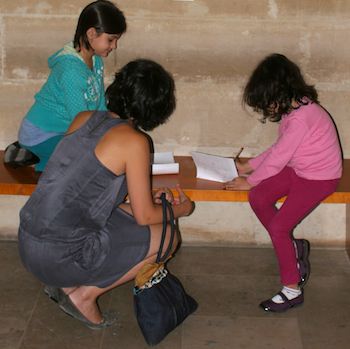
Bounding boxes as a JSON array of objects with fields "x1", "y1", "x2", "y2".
[
  {"x1": 191, "y1": 151, "x2": 238, "y2": 182},
  {"x1": 152, "y1": 152, "x2": 179, "y2": 175}
]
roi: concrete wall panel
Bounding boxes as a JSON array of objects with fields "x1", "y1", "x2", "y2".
[
  {"x1": 149, "y1": 79, "x2": 279, "y2": 156},
  {"x1": 4, "y1": 17, "x2": 75, "y2": 80},
  {"x1": 0, "y1": 82, "x2": 42, "y2": 148},
  {"x1": 0, "y1": 0, "x2": 349, "y2": 245},
  {"x1": 0, "y1": 1, "x2": 87, "y2": 15}
]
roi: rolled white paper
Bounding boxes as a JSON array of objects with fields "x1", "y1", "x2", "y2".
[{"x1": 152, "y1": 163, "x2": 180, "y2": 175}]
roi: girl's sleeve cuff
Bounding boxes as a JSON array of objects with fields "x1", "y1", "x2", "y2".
[{"x1": 246, "y1": 175, "x2": 259, "y2": 187}]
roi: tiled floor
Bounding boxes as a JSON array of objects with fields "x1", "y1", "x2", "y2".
[{"x1": 1, "y1": 240, "x2": 349, "y2": 349}]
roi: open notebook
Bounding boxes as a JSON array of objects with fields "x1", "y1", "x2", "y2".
[
  {"x1": 152, "y1": 152, "x2": 179, "y2": 175},
  {"x1": 191, "y1": 151, "x2": 238, "y2": 182}
]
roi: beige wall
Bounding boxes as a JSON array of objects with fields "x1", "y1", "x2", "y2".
[{"x1": 0, "y1": 1, "x2": 349, "y2": 246}]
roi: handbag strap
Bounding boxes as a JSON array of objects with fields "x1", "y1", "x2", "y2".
[{"x1": 156, "y1": 193, "x2": 176, "y2": 263}]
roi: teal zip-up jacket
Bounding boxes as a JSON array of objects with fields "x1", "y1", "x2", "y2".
[{"x1": 23, "y1": 42, "x2": 107, "y2": 134}]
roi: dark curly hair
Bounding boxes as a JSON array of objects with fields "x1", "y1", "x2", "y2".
[
  {"x1": 105, "y1": 59, "x2": 176, "y2": 131},
  {"x1": 243, "y1": 53, "x2": 318, "y2": 122},
  {"x1": 74, "y1": 1, "x2": 126, "y2": 51}
]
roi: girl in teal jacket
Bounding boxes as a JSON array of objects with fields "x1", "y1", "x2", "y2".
[{"x1": 17, "y1": 1, "x2": 126, "y2": 172}]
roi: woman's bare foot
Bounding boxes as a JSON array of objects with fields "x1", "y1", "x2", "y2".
[
  {"x1": 67, "y1": 286, "x2": 103, "y2": 324},
  {"x1": 62, "y1": 286, "x2": 78, "y2": 295}
]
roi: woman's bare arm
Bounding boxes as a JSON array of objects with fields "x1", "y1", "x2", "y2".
[{"x1": 94, "y1": 124, "x2": 193, "y2": 225}]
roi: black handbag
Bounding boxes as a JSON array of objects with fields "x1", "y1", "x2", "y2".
[{"x1": 133, "y1": 193, "x2": 198, "y2": 346}]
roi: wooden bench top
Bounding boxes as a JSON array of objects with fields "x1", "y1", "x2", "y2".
[
  {"x1": 154, "y1": 156, "x2": 350, "y2": 203},
  {"x1": 1, "y1": 151, "x2": 350, "y2": 203}
]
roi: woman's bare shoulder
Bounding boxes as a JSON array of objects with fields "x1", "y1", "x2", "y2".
[
  {"x1": 105, "y1": 123, "x2": 149, "y2": 150},
  {"x1": 95, "y1": 122, "x2": 150, "y2": 175}
]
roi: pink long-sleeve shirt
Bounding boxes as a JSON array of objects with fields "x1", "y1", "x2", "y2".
[{"x1": 247, "y1": 102, "x2": 342, "y2": 186}]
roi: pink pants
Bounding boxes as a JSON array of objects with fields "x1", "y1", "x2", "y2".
[{"x1": 248, "y1": 166, "x2": 339, "y2": 285}]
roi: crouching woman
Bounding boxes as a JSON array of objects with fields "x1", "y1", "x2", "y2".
[{"x1": 18, "y1": 59, "x2": 194, "y2": 329}]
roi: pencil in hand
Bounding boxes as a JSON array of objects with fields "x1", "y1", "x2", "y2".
[{"x1": 234, "y1": 147, "x2": 244, "y2": 160}]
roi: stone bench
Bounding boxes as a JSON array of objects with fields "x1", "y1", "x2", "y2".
[{"x1": 1, "y1": 151, "x2": 349, "y2": 255}]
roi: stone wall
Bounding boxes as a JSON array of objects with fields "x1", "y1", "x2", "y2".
[{"x1": 0, "y1": 1, "x2": 349, "y2": 246}]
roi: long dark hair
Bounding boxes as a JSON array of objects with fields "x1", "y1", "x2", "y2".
[
  {"x1": 243, "y1": 53, "x2": 318, "y2": 122},
  {"x1": 106, "y1": 59, "x2": 176, "y2": 131},
  {"x1": 73, "y1": 1, "x2": 126, "y2": 51}
]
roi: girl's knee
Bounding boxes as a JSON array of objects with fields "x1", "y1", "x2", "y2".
[{"x1": 249, "y1": 186, "x2": 266, "y2": 209}]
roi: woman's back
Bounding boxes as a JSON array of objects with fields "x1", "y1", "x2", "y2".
[{"x1": 19, "y1": 111, "x2": 128, "y2": 241}]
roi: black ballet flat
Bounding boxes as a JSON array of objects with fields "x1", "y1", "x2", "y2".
[
  {"x1": 57, "y1": 288, "x2": 116, "y2": 330},
  {"x1": 44, "y1": 285, "x2": 61, "y2": 303},
  {"x1": 259, "y1": 291, "x2": 304, "y2": 313}
]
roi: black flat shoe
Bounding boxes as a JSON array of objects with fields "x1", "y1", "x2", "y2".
[
  {"x1": 259, "y1": 290, "x2": 304, "y2": 313},
  {"x1": 56, "y1": 288, "x2": 116, "y2": 330},
  {"x1": 44, "y1": 285, "x2": 61, "y2": 303}
]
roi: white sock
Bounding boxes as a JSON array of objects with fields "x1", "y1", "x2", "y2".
[{"x1": 271, "y1": 286, "x2": 302, "y2": 304}]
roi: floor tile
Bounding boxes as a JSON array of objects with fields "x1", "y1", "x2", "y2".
[
  {"x1": 182, "y1": 315, "x2": 303, "y2": 349},
  {"x1": 170, "y1": 246, "x2": 279, "y2": 277},
  {"x1": 0, "y1": 242, "x2": 41, "y2": 349},
  {"x1": 18, "y1": 291, "x2": 104, "y2": 349},
  {"x1": 0, "y1": 241, "x2": 349, "y2": 349},
  {"x1": 102, "y1": 319, "x2": 182, "y2": 349}
]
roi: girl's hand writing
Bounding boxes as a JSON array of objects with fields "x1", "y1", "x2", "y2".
[
  {"x1": 224, "y1": 177, "x2": 253, "y2": 191},
  {"x1": 235, "y1": 158, "x2": 253, "y2": 175}
]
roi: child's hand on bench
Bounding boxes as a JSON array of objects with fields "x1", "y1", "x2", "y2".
[{"x1": 224, "y1": 177, "x2": 253, "y2": 191}]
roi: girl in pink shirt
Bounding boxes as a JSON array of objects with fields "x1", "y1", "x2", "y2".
[{"x1": 225, "y1": 53, "x2": 342, "y2": 312}]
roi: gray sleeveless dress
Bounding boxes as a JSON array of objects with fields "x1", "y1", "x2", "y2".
[{"x1": 18, "y1": 111, "x2": 150, "y2": 288}]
